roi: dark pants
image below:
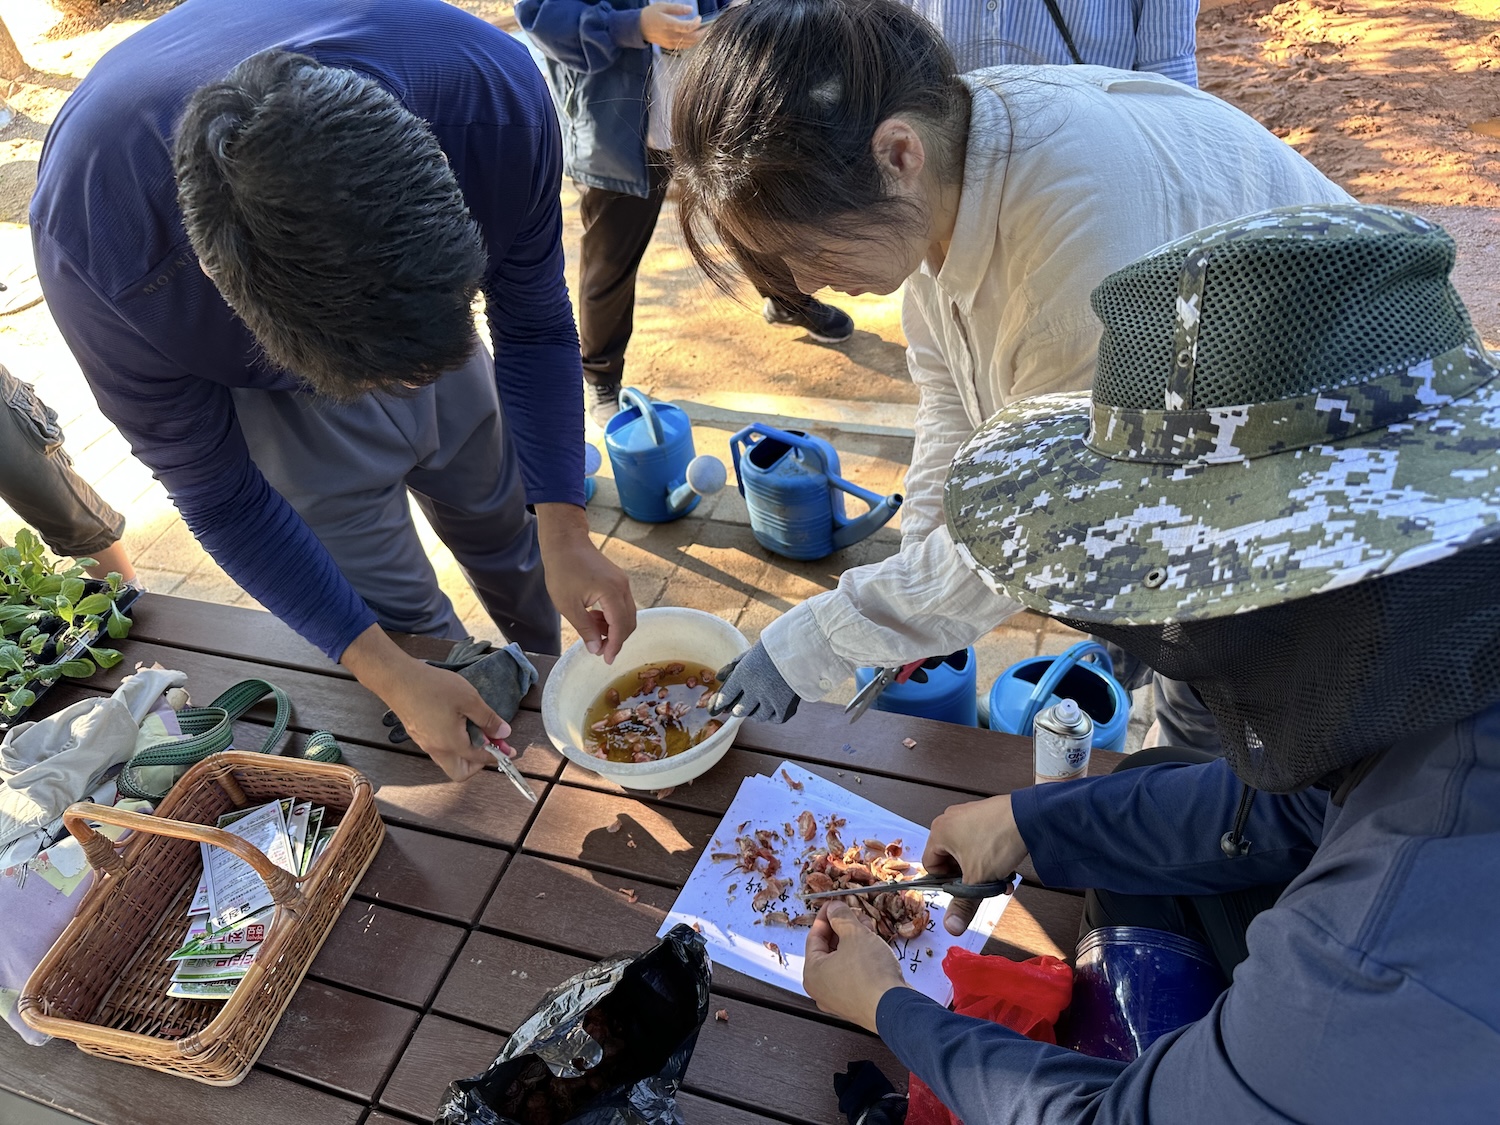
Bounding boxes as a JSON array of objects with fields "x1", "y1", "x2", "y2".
[
  {"x1": 0, "y1": 366, "x2": 125, "y2": 558},
  {"x1": 576, "y1": 153, "x2": 817, "y2": 390},
  {"x1": 1081, "y1": 746, "x2": 1287, "y2": 979},
  {"x1": 231, "y1": 344, "x2": 562, "y2": 655},
  {"x1": 577, "y1": 155, "x2": 674, "y2": 391}
]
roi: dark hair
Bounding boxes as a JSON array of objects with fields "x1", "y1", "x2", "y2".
[
  {"x1": 671, "y1": 0, "x2": 970, "y2": 300},
  {"x1": 174, "y1": 50, "x2": 487, "y2": 400}
]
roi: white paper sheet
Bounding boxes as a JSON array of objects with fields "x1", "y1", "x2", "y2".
[{"x1": 659, "y1": 762, "x2": 1014, "y2": 1005}]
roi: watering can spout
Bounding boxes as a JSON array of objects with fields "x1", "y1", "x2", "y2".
[
  {"x1": 666, "y1": 454, "x2": 727, "y2": 516},
  {"x1": 831, "y1": 491, "x2": 903, "y2": 551}
]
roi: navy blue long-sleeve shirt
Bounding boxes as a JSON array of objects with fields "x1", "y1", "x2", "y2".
[
  {"x1": 878, "y1": 703, "x2": 1500, "y2": 1122},
  {"x1": 30, "y1": 0, "x2": 584, "y2": 660}
]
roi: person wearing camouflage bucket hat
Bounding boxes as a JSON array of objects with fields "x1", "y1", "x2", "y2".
[{"x1": 798, "y1": 205, "x2": 1500, "y2": 1123}]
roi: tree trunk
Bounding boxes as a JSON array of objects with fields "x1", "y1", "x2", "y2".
[{"x1": 0, "y1": 16, "x2": 27, "y2": 80}]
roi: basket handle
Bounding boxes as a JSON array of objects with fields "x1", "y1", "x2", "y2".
[{"x1": 61, "y1": 801, "x2": 306, "y2": 915}]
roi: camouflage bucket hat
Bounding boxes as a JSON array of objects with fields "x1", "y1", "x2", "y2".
[{"x1": 944, "y1": 203, "x2": 1500, "y2": 626}]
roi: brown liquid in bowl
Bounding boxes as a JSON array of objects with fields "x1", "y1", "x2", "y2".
[{"x1": 583, "y1": 662, "x2": 724, "y2": 763}]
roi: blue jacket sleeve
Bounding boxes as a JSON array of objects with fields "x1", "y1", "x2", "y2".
[
  {"x1": 34, "y1": 235, "x2": 378, "y2": 660},
  {"x1": 1133, "y1": 0, "x2": 1198, "y2": 86},
  {"x1": 517, "y1": 0, "x2": 645, "y2": 72},
  {"x1": 433, "y1": 109, "x2": 585, "y2": 507},
  {"x1": 1010, "y1": 759, "x2": 1327, "y2": 896}
]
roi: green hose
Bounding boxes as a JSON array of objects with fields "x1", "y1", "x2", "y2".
[{"x1": 116, "y1": 678, "x2": 343, "y2": 803}]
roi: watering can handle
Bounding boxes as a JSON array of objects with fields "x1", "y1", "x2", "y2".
[
  {"x1": 730, "y1": 422, "x2": 824, "y2": 499},
  {"x1": 1018, "y1": 641, "x2": 1115, "y2": 736},
  {"x1": 727, "y1": 422, "x2": 889, "y2": 507},
  {"x1": 617, "y1": 387, "x2": 666, "y2": 447}
]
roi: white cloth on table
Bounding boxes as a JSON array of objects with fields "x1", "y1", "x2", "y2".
[{"x1": 0, "y1": 666, "x2": 185, "y2": 865}]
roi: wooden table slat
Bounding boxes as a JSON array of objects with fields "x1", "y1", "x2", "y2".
[
  {"x1": 87, "y1": 637, "x2": 566, "y2": 778},
  {"x1": 520, "y1": 785, "x2": 721, "y2": 887},
  {"x1": 356, "y1": 823, "x2": 511, "y2": 923},
  {"x1": 683, "y1": 997, "x2": 904, "y2": 1125},
  {"x1": 0, "y1": 1036, "x2": 364, "y2": 1125},
  {"x1": 732, "y1": 705, "x2": 1123, "y2": 795},
  {"x1": 379, "y1": 1014, "x2": 505, "y2": 1121},
  {"x1": 256, "y1": 980, "x2": 418, "y2": 1101},
  {"x1": 676, "y1": 1091, "x2": 793, "y2": 1125},
  {"x1": 433, "y1": 932, "x2": 594, "y2": 1033},
  {"x1": 559, "y1": 746, "x2": 983, "y2": 825},
  {"x1": 310, "y1": 900, "x2": 467, "y2": 1008}
]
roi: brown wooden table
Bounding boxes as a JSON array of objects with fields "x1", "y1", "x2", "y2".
[{"x1": 0, "y1": 594, "x2": 1121, "y2": 1125}]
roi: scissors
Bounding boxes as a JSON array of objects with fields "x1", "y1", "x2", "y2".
[
  {"x1": 479, "y1": 736, "x2": 537, "y2": 804},
  {"x1": 800, "y1": 872, "x2": 1019, "y2": 903},
  {"x1": 844, "y1": 659, "x2": 928, "y2": 723}
]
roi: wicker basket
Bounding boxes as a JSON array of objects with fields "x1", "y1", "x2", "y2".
[{"x1": 18, "y1": 751, "x2": 384, "y2": 1085}]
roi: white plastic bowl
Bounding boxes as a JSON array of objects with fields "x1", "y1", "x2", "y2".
[{"x1": 542, "y1": 607, "x2": 749, "y2": 790}]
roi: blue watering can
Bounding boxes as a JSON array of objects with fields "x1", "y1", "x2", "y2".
[
  {"x1": 605, "y1": 389, "x2": 725, "y2": 523},
  {"x1": 583, "y1": 442, "x2": 601, "y2": 505},
  {"x1": 1063, "y1": 927, "x2": 1227, "y2": 1061},
  {"x1": 988, "y1": 641, "x2": 1131, "y2": 753},
  {"x1": 729, "y1": 423, "x2": 902, "y2": 560},
  {"x1": 853, "y1": 648, "x2": 978, "y2": 726}
]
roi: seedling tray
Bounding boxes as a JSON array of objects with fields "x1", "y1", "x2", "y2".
[{"x1": 0, "y1": 582, "x2": 140, "y2": 733}]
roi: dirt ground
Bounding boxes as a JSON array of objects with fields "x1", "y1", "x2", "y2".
[{"x1": 3, "y1": 0, "x2": 1500, "y2": 391}]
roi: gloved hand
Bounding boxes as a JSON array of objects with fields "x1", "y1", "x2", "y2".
[
  {"x1": 384, "y1": 640, "x2": 539, "y2": 756},
  {"x1": 708, "y1": 641, "x2": 801, "y2": 724}
]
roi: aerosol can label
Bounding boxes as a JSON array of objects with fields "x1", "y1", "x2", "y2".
[{"x1": 1033, "y1": 699, "x2": 1093, "y2": 785}]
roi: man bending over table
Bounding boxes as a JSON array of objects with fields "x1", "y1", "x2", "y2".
[
  {"x1": 30, "y1": 0, "x2": 635, "y2": 781},
  {"x1": 803, "y1": 204, "x2": 1500, "y2": 1122}
]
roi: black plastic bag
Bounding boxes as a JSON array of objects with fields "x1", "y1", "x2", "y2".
[{"x1": 436, "y1": 925, "x2": 711, "y2": 1125}]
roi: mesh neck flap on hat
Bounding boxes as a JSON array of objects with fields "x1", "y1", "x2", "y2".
[
  {"x1": 1087, "y1": 205, "x2": 1489, "y2": 464},
  {"x1": 1066, "y1": 534, "x2": 1500, "y2": 793}
]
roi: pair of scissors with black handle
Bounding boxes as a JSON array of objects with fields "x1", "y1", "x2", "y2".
[{"x1": 799, "y1": 872, "x2": 1018, "y2": 903}]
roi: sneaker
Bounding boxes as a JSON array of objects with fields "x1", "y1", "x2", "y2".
[
  {"x1": 587, "y1": 382, "x2": 622, "y2": 432},
  {"x1": 762, "y1": 295, "x2": 855, "y2": 343}
]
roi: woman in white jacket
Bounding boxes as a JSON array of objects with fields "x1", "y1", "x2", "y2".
[{"x1": 673, "y1": 0, "x2": 1352, "y2": 729}]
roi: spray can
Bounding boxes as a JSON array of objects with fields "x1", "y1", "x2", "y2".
[{"x1": 1033, "y1": 698, "x2": 1093, "y2": 785}]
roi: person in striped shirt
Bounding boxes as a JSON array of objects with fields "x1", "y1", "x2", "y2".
[{"x1": 899, "y1": 0, "x2": 1199, "y2": 84}]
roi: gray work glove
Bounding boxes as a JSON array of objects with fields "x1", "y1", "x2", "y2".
[
  {"x1": 383, "y1": 640, "x2": 539, "y2": 754},
  {"x1": 709, "y1": 640, "x2": 801, "y2": 724}
]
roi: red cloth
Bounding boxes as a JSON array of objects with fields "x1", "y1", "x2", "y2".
[{"x1": 906, "y1": 949, "x2": 1075, "y2": 1125}]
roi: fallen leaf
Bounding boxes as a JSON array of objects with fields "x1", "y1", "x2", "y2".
[
  {"x1": 619, "y1": 888, "x2": 639, "y2": 904},
  {"x1": 714, "y1": 1009, "x2": 729, "y2": 1022}
]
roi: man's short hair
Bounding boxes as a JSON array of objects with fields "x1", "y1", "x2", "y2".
[{"x1": 174, "y1": 50, "x2": 487, "y2": 400}]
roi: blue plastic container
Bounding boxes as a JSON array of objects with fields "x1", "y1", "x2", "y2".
[
  {"x1": 853, "y1": 648, "x2": 978, "y2": 727},
  {"x1": 1063, "y1": 926, "x2": 1228, "y2": 1061},
  {"x1": 988, "y1": 641, "x2": 1131, "y2": 753},
  {"x1": 729, "y1": 423, "x2": 901, "y2": 560},
  {"x1": 605, "y1": 389, "x2": 722, "y2": 522}
]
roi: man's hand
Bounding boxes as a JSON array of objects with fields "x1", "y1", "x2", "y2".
[
  {"x1": 804, "y1": 902, "x2": 910, "y2": 1033},
  {"x1": 341, "y1": 624, "x2": 506, "y2": 782},
  {"x1": 924, "y1": 794, "x2": 1030, "y2": 935},
  {"x1": 639, "y1": 3, "x2": 704, "y2": 49},
  {"x1": 535, "y1": 503, "x2": 636, "y2": 663}
]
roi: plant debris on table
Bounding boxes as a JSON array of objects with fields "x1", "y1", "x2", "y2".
[{"x1": 0, "y1": 528, "x2": 136, "y2": 724}]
